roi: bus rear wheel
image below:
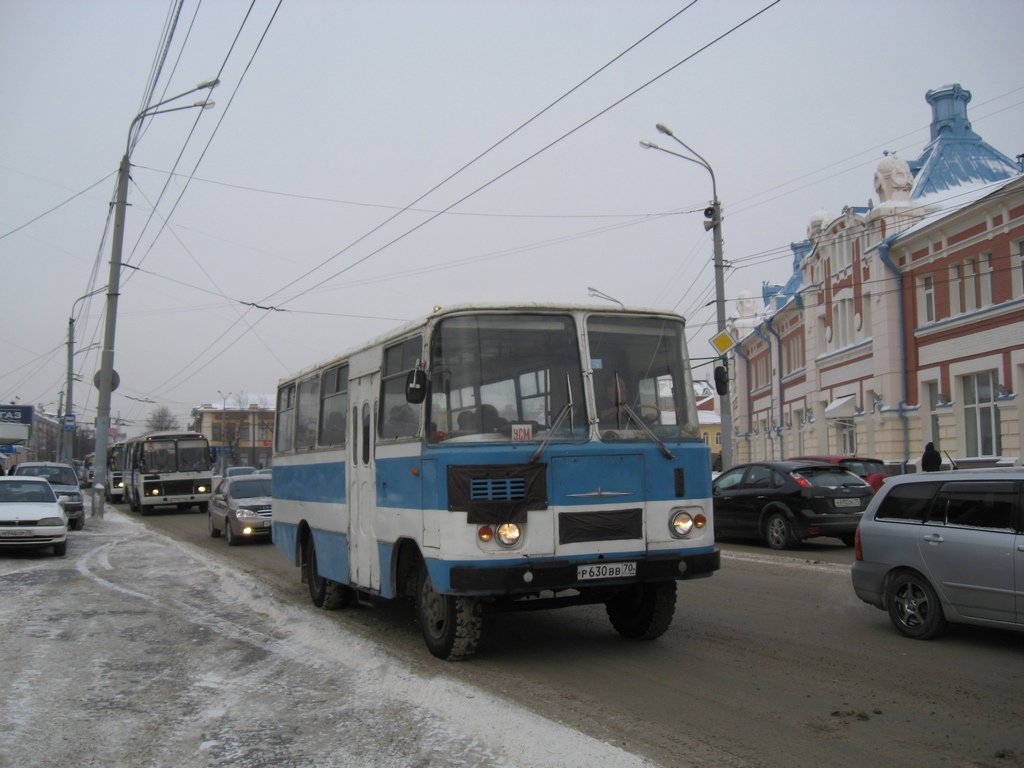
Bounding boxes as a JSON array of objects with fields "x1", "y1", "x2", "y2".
[
  {"x1": 305, "y1": 534, "x2": 353, "y2": 610},
  {"x1": 605, "y1": 581, "x2": 676, "y2": 640},
  {"x1": 415, "y1": 563, "x2": 481, "y2": 661}
]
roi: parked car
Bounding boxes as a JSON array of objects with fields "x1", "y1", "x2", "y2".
[
  {"x1": 852, "y1": 469, "x2": 1024, "y2": 639},
  {"x1": 712, "y1": 460, "x2": 874, "y2": 549},
  {"x1": 224, "y1": 466, "x2": 256, "y2": 478},
  {"x1": 790, "y1": 455, "x2": 889, "y2": 491},
  {"x1": 208, "y1": 475, "x2": 272, "y2": 545},
  {"x1": 0, "y1": 476, "x2": 69, "y2": 556},
  {"x1": 11, "y1": 462, "x2": 85, "y2": 530},
  {"x1": 253, "y1": 467, "x2": 272, "y2": 476}
]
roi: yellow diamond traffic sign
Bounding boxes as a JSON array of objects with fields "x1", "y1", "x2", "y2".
[{"x1": 709, "y1": 329, "x2": 735, "y2": 356}]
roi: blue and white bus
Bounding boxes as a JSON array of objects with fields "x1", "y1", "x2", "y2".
[
  {"x1": 123, "y1": 430, "x2": 214, "y2": 514},
  {"x1": 272, "y1": 304, "x2": 720, "y2": 660}
]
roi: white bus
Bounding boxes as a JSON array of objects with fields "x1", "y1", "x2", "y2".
[
  {"x1": 123, "y1": 431, "x2": 214, "y2": 514},
  {"x1": 272, "y1": 304, "x2": 720, "y2": 659},
  {"x1": 104, "y1": 440, "x2": 126, "y2": 502}
]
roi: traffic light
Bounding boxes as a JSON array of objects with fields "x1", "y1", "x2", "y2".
[
  {"x1": 703, "y1": 203, "x2": 719, "y2": 232},
  {"x1": 714, "y1": 360, "x2": 729, "y2": 395}
]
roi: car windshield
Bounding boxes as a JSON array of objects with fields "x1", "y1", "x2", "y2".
[
  {"x1": 841, "y1": 459, "x2": 885, "y2": 477},
  {"x1": 231, "y1": 478, "x2": 272, "y2": 499},
  {"x1": 17, "y1": 466, "x2": 78, "y2": 486},
  {"x1": 794, "y1": 467, "x2": 869, "y2": 488},
  {"x1": 0, "y1": 480, "x2": 56, "y2": 503}
]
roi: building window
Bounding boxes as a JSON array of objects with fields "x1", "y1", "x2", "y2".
[
  {"x1": 920, "y1": 275, "x2": 935, "y2": 323},
  {"x1": 1014, "y1": 240, "x2": 1024, "y2": 299},
  {"x1": 980, "y1": 252, "x2": 994, "y2": 306},
  {"x1": 963, "y1": 371, "x2": 1001, "y2": 457},
  {"x1": 702, "y1": 432, "x2": 709, "y2": 445},
  {"x1": 838, "y1": 421, "x2": 857, "y2": 455},
  {"x1": 927, "y1": 382, "x2": 941, "y2": 452},
  {"x1": 949, "y1": 264, "x2": 962, "y2": 315},
  {"x1": 964, "y1": 258, "x2": 978, "y2": 312}
]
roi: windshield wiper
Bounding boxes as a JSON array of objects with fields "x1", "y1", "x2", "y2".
[
  {"x1": 620, "y1": 404, "x2": 674, "y2": 460},
  {"x1": 530, "y1": 375, "x2": 575, "y2": 464}
]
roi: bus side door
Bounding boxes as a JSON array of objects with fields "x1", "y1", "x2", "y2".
[{"x1": 349, "y1": 371, "x2": 381, "y2": 591}]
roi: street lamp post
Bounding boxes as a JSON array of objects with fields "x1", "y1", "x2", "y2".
[
  {"x1": 218, "y1": 391, "x2": 232, "y2": 475},
  {"x1": 64, "y1": 289, "x2": 104, "y2": 464},
  {"x1": 91, "y1": 79, "x2": 218, "y2": 518},
  {"x1": 640, "y1": 123, "x2": 733, "y2": 471}
]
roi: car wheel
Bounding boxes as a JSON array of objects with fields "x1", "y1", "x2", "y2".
[
  {"x1": 53, "y1": 541, "x2": 67, "y2": 557},
  {"x1": 605, "y1": 581, "x2": 677, "y2": 640},
  {"x1": 415, "y1": 561, "x2": 481, "y2": 660},
  {"x1": 886, "y1": 571, "x2": 947, "y2": 639},
  {"x1": 225, "y1": 521, "x2": 239, "y2": 546},
  {"x1": 765, "y1": 513, "x2": 794, "y2": 549},
  {"x1": 71, "y1": 515, "x2": 85, "y2": 531},
  {"x1": 840, "y1": 533, "x2": 855, "y2": 547},
  {"x1": 305, "y1": 534, "x2": 353, "y2": 610},
  {"x1": 208, "y1": 512, "x2": 221, "y2": 538}
]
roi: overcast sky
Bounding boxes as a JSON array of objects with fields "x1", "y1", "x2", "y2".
[{"x1": 1, "y1": 0, "x2": 1022, "y2": 434}]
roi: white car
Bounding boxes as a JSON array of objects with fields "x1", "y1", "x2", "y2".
[{"x1": 0, "y1": 476, "x2": 69, "y2": 556}]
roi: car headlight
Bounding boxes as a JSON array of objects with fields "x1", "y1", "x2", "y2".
[
  {"x1": 235, "y1": 507, "x2": 260, "y2": 518},
  {"x1": 670, "y1": 510, "x2": 707, "y2": 537},
  {"x1": 37, "y1": 517, "x2": 66, "y2": 527},
  {"x1": 495, "y1": 522, "x2": 521, "y2": 547}
]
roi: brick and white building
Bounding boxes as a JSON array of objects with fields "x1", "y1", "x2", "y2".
[{"x1": 728, "y1": 84, "x2": 1023, "y2": 472}]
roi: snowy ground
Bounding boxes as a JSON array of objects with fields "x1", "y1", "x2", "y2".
[{"x1": 0, "y1": 507, "x2": 656, "y2": 768}]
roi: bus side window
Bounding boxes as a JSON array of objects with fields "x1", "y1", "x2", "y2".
[
  {"x1": 276, "y1": 384, "x2": 296, "y2": 453},
  {"x1": 380, "y1": 336, "x2": 422, "y2": 440}
]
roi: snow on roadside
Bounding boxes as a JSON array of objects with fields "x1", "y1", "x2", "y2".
[{"x1": 0, "y1": 507, "x2": 659, "y2": 768}]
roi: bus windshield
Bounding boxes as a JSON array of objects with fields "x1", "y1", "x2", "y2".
[
  {"x1": 142, "y1": 438, "x2": 211, "y2": 473},
  {"x1": 587, "y1": 314, "x2": 700, "y2": 441},
  {"x1": 428, "y1": 313, "x2": 586, "y2": 443}
]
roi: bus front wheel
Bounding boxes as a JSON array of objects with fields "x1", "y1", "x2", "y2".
[
  {"x1": 305, "y1": 534, "x2": 353, "y2": 610},
  {"x1": 415, "y1": 563, "x2": 481, "y2": 661},
  {"x1": 605, "y1": 581, "x2": 676, "y2": 640}
]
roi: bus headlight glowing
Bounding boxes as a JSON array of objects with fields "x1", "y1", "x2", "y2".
[
  {"x1": 197, "y1": 485, "x2": 208, "y2": 493},
  {"x1": 495, "y1": 523, "x2": 521, "y2": 547},
  {"x1": 151, "y1": 488, "x2": 161, "y2": 496},
  {"x1": 670, "y1": 510, "x2": 695, "y2": 537}
]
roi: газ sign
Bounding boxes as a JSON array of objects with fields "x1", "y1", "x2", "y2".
[{"x1": 0, "y1": 405, "x2": 34, "y2": 445}]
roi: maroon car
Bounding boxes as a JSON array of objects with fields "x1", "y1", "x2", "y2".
[{"x1": 790, "y1": 455, "x2": 888, "y2": 491}]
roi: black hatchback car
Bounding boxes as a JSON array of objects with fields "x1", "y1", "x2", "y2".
[{"x1": 712, "y1": 460, "x2": 874, "y2": 549}]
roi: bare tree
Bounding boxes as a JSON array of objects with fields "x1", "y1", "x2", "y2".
[{"x1": 145, "y1": 405, "x2": 180, "y2": 432}]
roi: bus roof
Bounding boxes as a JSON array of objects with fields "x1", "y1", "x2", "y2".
[{"x1": 278, "y1": 303, "x2": 687, "y2": 387}]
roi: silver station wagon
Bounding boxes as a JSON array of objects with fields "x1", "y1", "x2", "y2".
[{"x1": 852, "y1": 469, "x2": 1024, "y2": 639}]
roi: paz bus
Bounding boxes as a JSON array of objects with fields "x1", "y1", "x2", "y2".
[
  {"x1": 104, "y1": 440, "x2": 126, "y2": 502},
  {"x1": 123, "y1": 430, "x2": 214, "y2": 514},
  {"x1": 272, "y1": 304, "x2": 720, "y2": 660}
]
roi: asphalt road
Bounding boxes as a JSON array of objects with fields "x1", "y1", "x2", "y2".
[
  {"x1": 5, "y1": 494, "x2": 1020, "y2": 768},
  {"x1": 129, "y1": 498, "x2": 1024, "y2": 768}
]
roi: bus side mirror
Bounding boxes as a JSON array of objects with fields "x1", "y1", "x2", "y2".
[{"x1": 406, "y1": 370, "x2": 427, "y2": 404}]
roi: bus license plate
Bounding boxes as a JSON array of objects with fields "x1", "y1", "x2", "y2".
[
  {"x1": 833, "y1": 498, "x2": 861, "y2": 508},
  {"x1": 578, "y1": 562, "x2": 636, "y2": 581}
]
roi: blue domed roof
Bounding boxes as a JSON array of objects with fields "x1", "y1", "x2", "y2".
[{"x1": 909, "y1": 84, "x2": 1020, "y2": 200}]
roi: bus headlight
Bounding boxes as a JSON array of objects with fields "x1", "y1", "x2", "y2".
[
  {"x1": 669, "y1": 510, "x2": 708, "y2": 537},
  {"x1": 495, "y1": 522, "x2": 521, "y2": 547}
]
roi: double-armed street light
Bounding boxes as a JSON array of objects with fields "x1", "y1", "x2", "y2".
[
  {"x1": 62, "y1": 288, "x2": 105, "y2": 464},
  {"x1": 640, "y1": 123, "x2": 732, "y2": 471},
  {"x1": 91, "y1": 79, "x2": 218, "y2": 517}
]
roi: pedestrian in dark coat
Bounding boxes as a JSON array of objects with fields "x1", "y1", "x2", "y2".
[{"x1": 921, "y1": 442, "x2": 942, "y2": 472}]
